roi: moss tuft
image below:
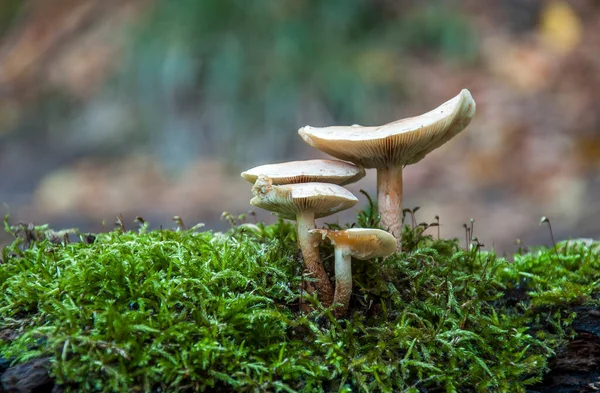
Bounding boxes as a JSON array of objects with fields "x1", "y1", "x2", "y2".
[{"x1": 1, "y1": 213, "x2": 599, "y2": 392}]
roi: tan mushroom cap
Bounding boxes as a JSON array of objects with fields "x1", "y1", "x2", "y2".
[
  {"x1": 311, "y1": 228, "x2": 397, "y2": 259},
  {"x1": 250, "y1": 175, "x2": 358, "y2": 220},
  {"x1": 241, "y1": 159, "x2": 365, "y2": 185},
  {"x1": 298, "y1": 89, "x2": 476, "y2": 168}
]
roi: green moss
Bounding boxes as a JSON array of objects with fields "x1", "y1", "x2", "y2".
[{"x1": 1, "y1": 212, "x2": 599, "y2": 392}]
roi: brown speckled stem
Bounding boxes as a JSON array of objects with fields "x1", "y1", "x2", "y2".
[
  {"x1": 296, "y1": 211, "x2": 334, "y2": 307},
  {"x1": 377, "y1": 166, "x2": 403, "y2": 248}
]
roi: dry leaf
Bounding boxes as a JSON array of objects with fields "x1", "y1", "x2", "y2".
[{"x1": 539, "y1": 1, "x2": 582, "y2": 53}]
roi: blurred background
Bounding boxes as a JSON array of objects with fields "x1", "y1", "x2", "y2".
[{"x1": 0, "y1": 0, "x2": 599, "y2": 253}]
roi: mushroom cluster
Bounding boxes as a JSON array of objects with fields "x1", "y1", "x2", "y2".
[
  {"x1": 241, "y1": 89, "x2": 476, "y2": 317},
  {"x1": 242, "y1": 160, "x2": 365, "y2": 307}
]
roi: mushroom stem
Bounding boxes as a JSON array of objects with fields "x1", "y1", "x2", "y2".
[
  {"x1": 333, "y1": 246, "x2": 352, "y2": 317},
  {"x1": 296, "y1": 211, "x2": 334, "y2": 307},
  {"x1": 377, "y1": 166, "x2": 403, "y2": 246}
]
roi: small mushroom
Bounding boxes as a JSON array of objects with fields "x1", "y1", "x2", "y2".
[
  {"x1": 310, "y1": 228, "x2": 396, "y2": 317},
  {"x1": 250, "y1": 175, "x2": 358, "y2": 306},
  {"x1": 299, "y1": 89, "x2": 476, "y2": 245},
  {"x1": 241, "y1": 159, "x2": 365, "y2": 186}
]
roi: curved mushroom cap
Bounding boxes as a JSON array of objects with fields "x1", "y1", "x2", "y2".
[
  {"x1": 310, "y1": 228, "x2": 397, "y2": 260},
  {"x1": 241, "y1": 159, "x2": 365, "y2": 185},
  {"x1": 250, "y1": 175, "x2": 358, "y2": 219},
  {"x1": 298, "y1": 89, "x2": 476, "y2": 168}
]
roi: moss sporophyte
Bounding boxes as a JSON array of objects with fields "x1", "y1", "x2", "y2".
[{"x1": 1, "y1": 212, "x2": 600, "y2": 392}]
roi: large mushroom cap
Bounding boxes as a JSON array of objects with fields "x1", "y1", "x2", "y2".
[
  {"x1": 250, "y1": 175, "x2": 358, "y2": 220},
  {"x1": 241, "y1": 159, "x2": 365, "y2": 185},
  {"x1": 311, "y1": 228, "x2": 397, "y2": 259},
  {"x1": 298, "y1": 89, "x2": 476, "y2": 168}
]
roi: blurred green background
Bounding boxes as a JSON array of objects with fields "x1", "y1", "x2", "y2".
[{"x1": 0, "y1": 0, "x2": 599, "y2": 252}]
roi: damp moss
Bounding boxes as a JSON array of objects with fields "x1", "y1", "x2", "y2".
[{"x1": 0, "y1": 213, "x2": 599, "y2": 393}]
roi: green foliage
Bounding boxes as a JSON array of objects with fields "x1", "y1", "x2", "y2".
[
  {"x1": 1, "y1": 212, "x2": 599, "y2": 392},
  {"x1": 0, "y1": 0, "x2": 22, "y2": 36},
  {"x1": 393, "y1": 3, "x2": 478, "y2": 63},
  {"x1": 356, "y1": 189, "x2": 381, "y2": 229},
  {"x1": 122, "y1": 1, "x2": 478, "y2": 165}
]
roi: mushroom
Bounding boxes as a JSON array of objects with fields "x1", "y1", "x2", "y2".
[
  {"x1": 298, "y1": 89, "x2": 476, "y2": 245},
  {"x1": 241, "y1": 159, "x2": 365, "y2": 186},
  {"x1": 309, "y1": 228, "x2": 396, "y2": 317},
  {"x1": 250, "y1": 175, "x2": 358, "y2": 306}
]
